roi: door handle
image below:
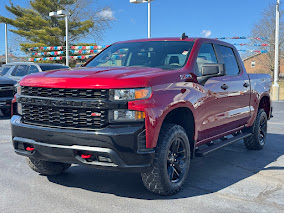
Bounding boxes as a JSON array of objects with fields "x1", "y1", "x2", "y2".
[
  {"x1": 221, "y1": 84, "x2": 228, "y2": 90},
  {"x1": 243, "y1": 82, "x2": 250, "y2": 88}
]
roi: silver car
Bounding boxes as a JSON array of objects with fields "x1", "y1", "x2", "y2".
[{"x1": 3, "y1": 62, "x2": 69, "y2": 82}]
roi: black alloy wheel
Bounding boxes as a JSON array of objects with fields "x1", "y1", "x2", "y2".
[
  {"x1": 141, "y1": 124, "x2": 191, "y2": 195},
  {"x1": 167, "y1": 137, "x2": 189, "y2": 183}
]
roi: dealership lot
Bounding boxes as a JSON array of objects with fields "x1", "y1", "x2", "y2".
[{"x1": 0, "y1": 102, "x2": 283, "y2": 213}]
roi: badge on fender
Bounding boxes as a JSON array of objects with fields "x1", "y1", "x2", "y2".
[{"x1": 180, "y1": 74, "x2": 192, "y2": 80}]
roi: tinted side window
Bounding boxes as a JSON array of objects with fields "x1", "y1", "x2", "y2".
[
  {"x1": 196, "y1": 44, "x2": 218, "y2": 76},
  {"x1": 217, "y1": 45, "x2": 240, "y2": 76},
  {"x1": 28, "y1": 65, "x2": 39, "y2": 74},
  {"x1": 11, "y1": 65, "x2": 29, "y2": 76}
]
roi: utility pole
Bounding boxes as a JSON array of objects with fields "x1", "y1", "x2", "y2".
[
  {"x1": 272, "y1": 0, "x2": 280, "y2": 101},
  {"x1": 5, "y1": 23, "x2": 8, "y2": 64},
  {"x1": 148, "y1": 0, "x2": 151, "y2": 38}
]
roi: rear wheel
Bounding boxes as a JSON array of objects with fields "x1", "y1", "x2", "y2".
[
  {"x1": 1, "y1": 109, "x2": 11, "y2": 117},
  {"x1": 244, "y1": 109, "x2": 268, "y2": 150},
  {"x1": 141, "y1": 124, "x2": 191, "y2": 195},
  {"x1": 27, "y1": 157, "x2": 71, "y2": 176}
]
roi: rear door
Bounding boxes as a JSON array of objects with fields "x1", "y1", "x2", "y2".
[{"x1": 214, "y1": 45, "x2": 251, "y2": 129}]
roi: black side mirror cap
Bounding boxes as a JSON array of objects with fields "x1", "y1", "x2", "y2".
[
  {"x1": 198, "y1": 63, "x2": 226, "y2": 85},
  {"x1": 201, "y1": 63, "x2": 225, "y2": 76}
]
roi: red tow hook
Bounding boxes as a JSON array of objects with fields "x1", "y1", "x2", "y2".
[
  {"x1": 26, "y1": 147, "x2": 35, "y2": 151},
  {"x1": 81, "y1": 154, "x2": 92, "y2": 159}
]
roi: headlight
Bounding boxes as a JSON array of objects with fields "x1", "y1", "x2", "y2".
[
  {"x1": 109, "y1": 110, "x2": 145, "y2": 122},
  {"x1": 17, "y1": 85, "x2": 21, "y2": 95},
  {"x1": 112, "y1": 88, "x2": 151, "y2": 101}
]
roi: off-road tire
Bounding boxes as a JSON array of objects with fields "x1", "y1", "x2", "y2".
[
  {"x1": 27, "y1": 157, "x2": 71, "y2": 176},
  {"x1": 244, "y1": 109, "x2": 268, "y2": 150},
  {"x1": 1, "y1": 109, "x2": 11, "y2": 117},
  {"x1": 141, "y1": 124, "x2": 191, "y2": 195}
]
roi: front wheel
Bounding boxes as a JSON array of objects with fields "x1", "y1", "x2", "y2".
[
  {"x1": 244, "y1": 109, "x2": 268, "y2": 150},
  {"x1": 141, "y1": 124, "x2": 191, "y2": 195},
  {"x1": 27, "y1": 157, "x2": 71, "y2": 176}
]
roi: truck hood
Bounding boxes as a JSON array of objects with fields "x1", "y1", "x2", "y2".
[
  {"x1": 20, "y1": 66, "x2": 175, "y2": 89},
  {"x1": 0, "y1": 76, "x2": 16, "y2": 85}
]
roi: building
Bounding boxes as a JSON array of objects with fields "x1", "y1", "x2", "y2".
[
  {"x1": 0, "y1": 55, "x2": 27, "y2": 66},
  {"x1": 243, "y1": 53, "x2": 284, "y2": 77}
]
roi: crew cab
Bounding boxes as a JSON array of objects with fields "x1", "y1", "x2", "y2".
[
  {"x1": 0, "y1": 76, "x2": 16, "y2": 116},
  {"x1": 11, "y1": 37, "x2": 272, "y2": 195}
]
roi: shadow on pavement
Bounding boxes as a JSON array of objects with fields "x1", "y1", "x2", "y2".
[{"x1": 47, "y1": 132, "x2": 284, "y2": 200}]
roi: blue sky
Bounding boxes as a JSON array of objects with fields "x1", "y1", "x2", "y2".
[{"x1": 0, "y1": 0, "x2": 281, "y2": 55}]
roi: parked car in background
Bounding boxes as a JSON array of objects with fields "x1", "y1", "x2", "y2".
[
  {"x1": 3, "y1": 62, "x2": 69, "y2": 82},
  {"x1": 0, "y1": 64, "x2": 14, "y2": 76},
  {"x1": 0, "y1": 76, "x2": 16, "y2": 116}
]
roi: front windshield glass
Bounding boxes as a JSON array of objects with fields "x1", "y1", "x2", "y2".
[
  {"x1": 85, "y1": 41, "x2": 194, "y2": 70},
  {"x1": 1, "y1": 65, "x2": 12, "y2": 75}
]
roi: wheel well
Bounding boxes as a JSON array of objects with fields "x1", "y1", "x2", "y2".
[
  {"x1": 259, "y1": 96, "x2": 270, "y2": 118},
  {"x1": 163, "y1": 107, "x2": 195, "y2": 158}
]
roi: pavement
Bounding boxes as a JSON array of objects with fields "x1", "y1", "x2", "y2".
[{"x1": 0, "y1": 102, "x2": 283, "y2": 213}]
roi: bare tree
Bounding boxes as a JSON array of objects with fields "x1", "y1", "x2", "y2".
[{"x1": 251, "y1": 3, "x2": 284, "y2": 74}]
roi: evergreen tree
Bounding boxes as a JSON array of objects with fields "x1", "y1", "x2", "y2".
[{"x1": 0, "y1": 0, "x2": 113, "y2": 51}]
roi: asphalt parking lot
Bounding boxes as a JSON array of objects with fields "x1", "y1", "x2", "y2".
[{"x1": 0, "y1": 102, "x2": 283, "y2": 213}]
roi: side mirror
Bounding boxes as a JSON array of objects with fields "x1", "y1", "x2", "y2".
[
  {"x1": 198, "y1": 63, "x2": 225, "y2": 85},
  {"x1": 201, "y1": 63, "x2": 225, "y2": 76}
]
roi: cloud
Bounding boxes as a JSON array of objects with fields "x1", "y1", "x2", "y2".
[
  {"x1": 97, "y1": 8, "x2": 115, "y2": 21},
  {"x1": 201, "y1": 30, "x2": 212, "y2": 38}
]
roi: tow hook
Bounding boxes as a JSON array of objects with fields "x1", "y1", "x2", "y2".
[
  {"x1": 81, "y1": 154, "x2": 92, "y2": 159},
  {"x1": 26, "y1": 146, "x2": 35, "y2": 152}
]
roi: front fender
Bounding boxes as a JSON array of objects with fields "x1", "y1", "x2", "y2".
[{"x1": 128, "y1": 83, "x2": 200, "y2": 148}]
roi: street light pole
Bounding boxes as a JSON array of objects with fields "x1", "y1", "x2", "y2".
[
  {"x1": 272, "y1": 0, "x2": 280, "y2": 101},
  {"x1": 49, "y1": 10, "x2": 70, "y2": 67},
  {"x1": 65, "y1": 15, "x2": 69, "y2": 67},
  {"x1": 148, "y1": 1, "x2": 151, "y2": 38},
  {"x1": 130, "y1": 0, "x2": 154, "y2": 38},
  {"x1": 5, "y1": 23, "x2": 8, "y2": 64}
]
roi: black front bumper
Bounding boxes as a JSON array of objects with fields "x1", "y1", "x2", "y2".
[
  {"x1": 0, "y1": 97, "x2": 13, "y2": 109},
  {"x1": 11, "y1": 116, "x2": 154, "y2": 172}
]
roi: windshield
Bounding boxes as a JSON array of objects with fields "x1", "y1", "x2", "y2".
[
  {"x1": 1, "y1": 65, "x2": 12, "y2": 75},
  {"x1": 85, "y1": 41, "x2": 194, "y2": 70}
]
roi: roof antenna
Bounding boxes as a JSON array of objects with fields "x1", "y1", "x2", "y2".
[{"x1": 180, "y1": 33, "x2": 188, "y2": 40}]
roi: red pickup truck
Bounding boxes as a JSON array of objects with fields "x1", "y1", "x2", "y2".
[{"x1": 11, "y1": 36, "x2": 272, "y2": 195}]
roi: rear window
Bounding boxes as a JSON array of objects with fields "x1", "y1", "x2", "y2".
[
  {"x1": 39, "y1": 65, "x2": 69, "y2": 71},
  {"x1": 1, "y1": 65, "x2": 12, "y2": 75}
]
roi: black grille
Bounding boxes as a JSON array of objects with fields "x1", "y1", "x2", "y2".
[
  {"x1": 22, "y1": 105, "x2": 107, "y2": 129},
  {"x1": 0, "y1": 87, "x2": 14, "y2": 98},
  {"x1": 21, "y1": 86, "x2": 108, "y2": 99}
]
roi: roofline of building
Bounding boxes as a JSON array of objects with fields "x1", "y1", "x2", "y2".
[{"x1": 243, "y1": 53, "x2": 262, "y2": 61}]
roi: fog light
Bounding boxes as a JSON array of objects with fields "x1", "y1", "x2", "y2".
[{"x1": 110, "y1": 110, "x2": 145, "y2": 122}]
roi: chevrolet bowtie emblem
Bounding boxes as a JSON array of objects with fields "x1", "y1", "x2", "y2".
[{"x1": 91, "y1": 112, "x2": 101, "y2": 117}]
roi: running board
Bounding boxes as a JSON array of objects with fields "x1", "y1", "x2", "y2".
[{"x1": 195, "y1": 133, "x2": 252, "y2": 157}]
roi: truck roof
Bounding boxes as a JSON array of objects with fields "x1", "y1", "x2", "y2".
[{"x1": 115, "y1": 37, "x2": 235, "y2": 48}]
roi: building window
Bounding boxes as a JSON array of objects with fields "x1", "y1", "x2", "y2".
[{"x1": 251, "y1": 61, "x2": 256, "y2": 68}]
